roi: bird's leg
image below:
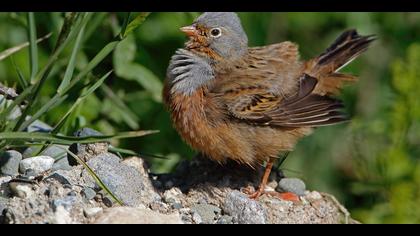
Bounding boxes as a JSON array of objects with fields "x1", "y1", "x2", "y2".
[
  {"x1": 246, "y1": 156, "x2": 300, "y2": 202},
  {"x1": 248, "y1": 157, "x2": 275, "y2": 200}
]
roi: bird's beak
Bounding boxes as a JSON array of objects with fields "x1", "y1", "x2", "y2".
[{"x1": 180, "y1": 25, "x2": 198, "y2": 37}]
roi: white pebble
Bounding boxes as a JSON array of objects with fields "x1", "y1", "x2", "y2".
[{"x1": 19, "y1": 156, "x2": 55, "y2": 175}]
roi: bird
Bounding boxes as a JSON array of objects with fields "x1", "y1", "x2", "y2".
[{"x1": 163, "y1": 12, "x2": 375, "y2": 200}]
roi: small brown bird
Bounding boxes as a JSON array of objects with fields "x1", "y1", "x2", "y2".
[{"x1": 163, "y1": 12, "x2": 375, "y2": 200}]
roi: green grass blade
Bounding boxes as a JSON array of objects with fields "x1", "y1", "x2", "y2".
[
  {"x1": 18, "y1": 95, "x2": 68, "y2": 131},
  {"x1": 0, "y1": 33, "x2": 51, "y2": 62},
  {"x1": 53, "y1": 13, "x2": 79, "y2": 52},
  {"x1": 0, "y1": 130, "x2": 159, "y2": 145},
  {"x1": 119, "y1": 12, "x2": 131, "y2": 40},
  {"x1": 65, "y1": 148, "x2": 124, "y2": 206},
  {"x1": 122, "y1": 12, "x2": 150, "y2": 38},
  {"x1": 14, "y1": 13, "x2": 87, "y2": 132},
  {"x1": 101, "y1": 84, "x2": 140, "y2": 130},
  {"x1": 11, "y1": 57, "x2": 29, "y2": 89},
  {"x1": 57, "y1": 13, "x2": 91, "y2": 93},
  {"x1": 83, "y1": 12, "x2": 108, "y2": 43},
  {"x1": 53, "y1": 71, "x2": 112, "y2": 133},
  {"x1": 27, "y1": 12, "x2": 38, "y2": 83}
]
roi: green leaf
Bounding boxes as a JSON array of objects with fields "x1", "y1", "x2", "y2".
[{"x1": 27, "y1": 12, "x2": 38, "y2": 83}]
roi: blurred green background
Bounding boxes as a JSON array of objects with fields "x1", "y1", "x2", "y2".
[{"x1": 0, "y1": 12, "x2": 419, "y2": 223}]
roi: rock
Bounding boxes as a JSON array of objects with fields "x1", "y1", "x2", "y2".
[
  {"x1": 0, "y1": 176, "x2": 12, "y2": 186},
  {"x1": 83, "y1": 207, "x2": 103, "y2": 218},
  {"x1": 83, "y1": 153, "x2": 160, "y2": 207},
  {"x1": 47, "y1": 169, "x2": 80, "y2": 186},
  {"x1": 192, "y1": 211, "x2": 202, "y2": 224},
  {"x1": 172, "y1": 202, "x2": 183, "y2": 210},
  {"x1": 51, "y1": 205, "x2": 72, "y2": 224},
  {"x1": 9, "y1": 182, "x2": 35, "y2": 199},
  {"x1": 52, "y1": 195, "x2": 77, "y2": 211},
  {"x1": 94, "y1": 207, "x2": 183, "y2": 224},
  {"x1": 1, "y1": 150, "x2": 22, "y2": 176},
  {"x1": 276, "y1": 178, "x2": 306, "y2": 196},
  {"x1": 46, "y1": 172, "x2": 72, "y2": 185},
  {"x1": 23, "y1": 145, "x2": 68, "y2": 160},
  {"x1": 217, "y1": 215, "x2": 233, "y2": 224},
  {"x1": 191, "y1": 203, "x2": 221, "y2": 224},
  {"x1": 19, "y1": 156, "x2": 55, "y2": 176},
  {"x1": 68, "y1": 128, "x2": 108, "y2": 165},
  {"x1": 25, "y1": 119, "x2": 53, "y2": 133},
  {"x1": 0, "y1": 176, "x2": 12, "y2": 197},
  {"x1": 163, "y1": 187, "x2": 183, "y2": 204},
  {"x1": 0, "y1": 196, "x2": 7, "y2": 214},
  {"x1": 81, "y1": 187, "x2": 96, "y2": 201},
  {"x1": 306, "y1": 190, "x2": 323, "y2": 200},
  {"x1": 260, "y1": 191, "x2": 348, "y2": 223},
  {"x1": 75, "y1": 127, "x2": 104, "y2": 138},
  {"x1": 52, "y1": 157, "x2": 72, "y2": 171},
  {"x1": 102, "y1": 196, "x2": 114, "y2": 207},
  {"x1": 223, "y1": 191, "x2": 266, "y2": 224}
]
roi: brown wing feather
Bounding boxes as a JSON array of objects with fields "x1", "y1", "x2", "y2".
[{"x1": 226, "y1": 74, "x2": 349, "y2": 128}]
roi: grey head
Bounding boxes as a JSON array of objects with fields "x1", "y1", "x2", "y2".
[
  {"x1": 167, "y1": 12, "x2": 248, "y2": 96},
  {"x1": 193, "y1": 12, "x2": 248, "y2": 60}
]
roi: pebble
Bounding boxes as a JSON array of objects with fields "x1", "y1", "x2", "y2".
[
  {"x1": 276, "y1": 178, "x2": 306, "y2": 196},
  {"x1": 81, "y1": 187, "x2": 97, "y2": 201},
  {"x1": 84, "y1": 153, "x2": 159, "y2": 207},
  {"x1": 0, "y1": 196, "x2": 8, "y2": 214},
  {"x1": 94, "y1": 207, "x2": 183, "y2": 224},
  {"x1": 52, "y1": 205, "x2": 72, "y2": 224},
  {"x1": 45, "y1": 172, "x2": 72, "y2": 185},
  {"x1": 68, "y1": 128, "x2": 108, "y2": 165},
  {"x1": 191, "y1": 203, "x2": 221, "y2": 224},
  {"x1": 192, "y1": 211, "x2": 203, "y2": 224},
  {"x1": 0, "y1": 150, "x2": 22, "y2": 176},
  {"x1": 19, "y1": 156, "x2": 55, "y2": 176},
  {"x1": 217, "y1": 215, "x2": 233, "y2": 224},
  {"x1": 306, "y1": 191, "x2": 323, "y2": 200},
  {"x1": 163, "y1": 187, "x2": 183, "y2": 204},
  {"x1": 23, "y1": 145, "x2": 68, "y2": 160},
  {"x1": 52, "y1": 195, "x2": 77, "y2": 211},
  {"x1": 25, "y1": 120, "x2": 53, "y2": 133},
  {"x1": 83, "y1": 207, "x2": 103, "y2": 218},
  {"x1": 223, "y1": 190, "x2": 266, "y2": 224},
  {"x1": 102, "y1": 196, "x2": 114, "y2": 208},
  {"x1": 0, "y1": 176, "x2": 12, "y2": 185},
  {"x1": 172, "y1": 202, "x2": 183, "y2": 210},
  {"x1": 9, "y1": 182, "x2": 35, "y2": 199},
  {"x1": 51, "y1": 157, "x2": 72, "y2": 171}
]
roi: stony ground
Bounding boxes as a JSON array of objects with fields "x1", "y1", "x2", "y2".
[{"x1": 0, "y1": 128, "x2": 359, "y2": 224}]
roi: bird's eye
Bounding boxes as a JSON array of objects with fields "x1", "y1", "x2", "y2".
[{"x1": 210, "y1": 28, "x2": 222, "y2": 38}]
